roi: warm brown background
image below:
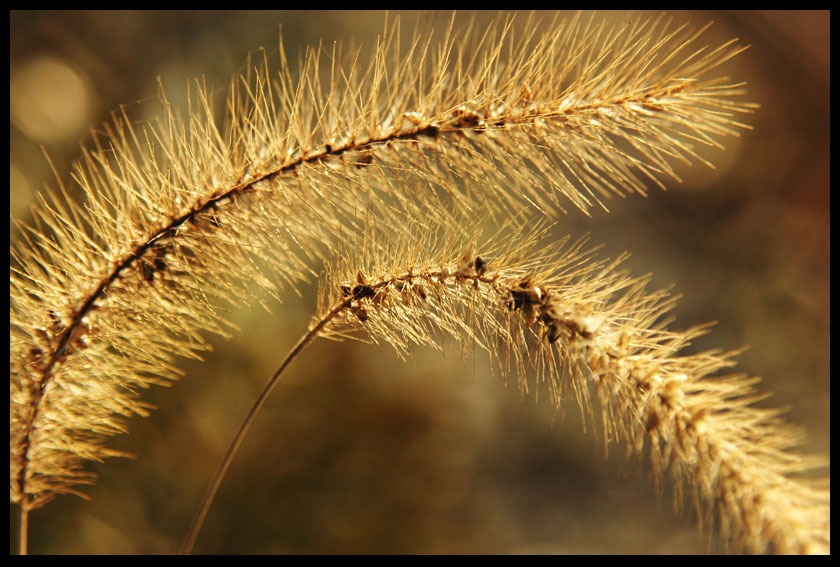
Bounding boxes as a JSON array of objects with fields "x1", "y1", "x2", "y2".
[{"x1": 10, "y1": 11, "x2": 829, "y2": 554}]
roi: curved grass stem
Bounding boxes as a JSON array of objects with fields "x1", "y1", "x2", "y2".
[{"x1": 179, "y1": 297, "x2": 352, "y2": 554}]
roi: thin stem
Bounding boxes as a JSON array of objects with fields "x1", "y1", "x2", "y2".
[
  {"x1": 16, "y1": 500, "x2": 29, "y2": 555},
  {"x1": 179, "y1": 297, "x2": 352, "y2": 555}
]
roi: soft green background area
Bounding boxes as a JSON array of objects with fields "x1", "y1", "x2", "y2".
[{"x1": 10, "y1": 10, "x2": 829, "y2": 554}]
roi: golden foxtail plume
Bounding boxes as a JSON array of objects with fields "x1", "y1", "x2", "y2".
[{"x1": 182, "y1": 210, "x2": 828, "y2": 554}]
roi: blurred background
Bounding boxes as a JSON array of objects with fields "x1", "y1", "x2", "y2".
[{"x1": 10, "y1": 11, "x2": 829, "y2": 554}]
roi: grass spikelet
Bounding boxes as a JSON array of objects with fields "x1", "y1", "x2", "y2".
[
  {"x1": 313, "y1": 214, "x2": 830, "y2": 554},
  {"x1": 182, "y1": 209, "x2": 828, "y2": 554}
]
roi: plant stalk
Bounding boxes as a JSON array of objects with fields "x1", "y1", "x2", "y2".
[{"x1": 179, "y1": 297, "x2": 352, "y2": 554}]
